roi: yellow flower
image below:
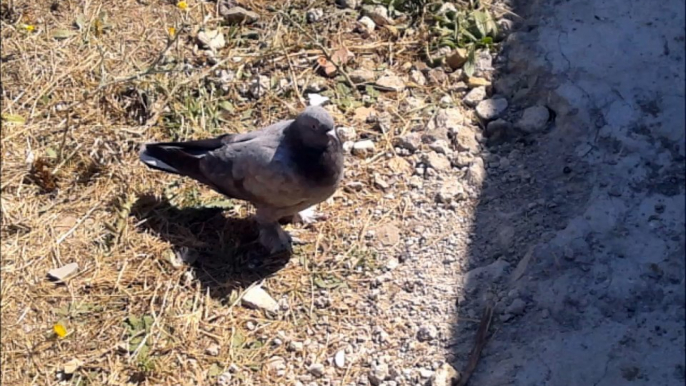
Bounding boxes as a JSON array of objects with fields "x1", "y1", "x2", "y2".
[
  {"x1": 53, "y1": 323, "x2": 67, "y2": 338},
  {"x1": 23, "y1": 24, "x2": 35, "y2": 32},
  {"x1": 168, "y1": 27, "x2": 176, "y2": 37},
  {"x1": 176, "y1": 1, "x2": 188, "y2": 10}
]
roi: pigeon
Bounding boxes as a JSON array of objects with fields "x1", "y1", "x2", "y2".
[{"x1": 139, "y1": 106, "x2": 344, "y2": 254}]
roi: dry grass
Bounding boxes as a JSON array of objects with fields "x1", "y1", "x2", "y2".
[{"x1": 1, "y1": 0, "x2": 500, "y2": 384}]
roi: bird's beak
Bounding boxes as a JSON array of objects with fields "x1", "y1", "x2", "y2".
[{"x1": 326, "y1": 129, "x2": 338, "y2": 140}]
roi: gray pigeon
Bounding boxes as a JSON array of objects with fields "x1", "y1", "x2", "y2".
[{"x1": 139, "y1": 106, "x2": 344, "y2": 254}]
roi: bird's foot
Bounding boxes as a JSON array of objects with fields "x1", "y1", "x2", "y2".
[
  {"x1": 258, "y1": 223, "x2": 293, "y2": 255},
  {"x1": 291, "y1": 207, "x2": 327, "y2": 225}
]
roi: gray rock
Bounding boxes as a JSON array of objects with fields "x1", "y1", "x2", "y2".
[
  {"x1": 248, "y1": 75, "x2": 270, "y2": 99},
  {"x1": 476, "y1": 98, "x2": 508, "y2": 120},
  {"x1": 352, "y1": 140, "x2": 376, "y2": 157},
  {"x1": 485, "y1": 118, "x2": 512, "y2": 137},
  {"x1": 217, "y1": 371, "x2": 232, "y2": 386},
  {"x1": 308, "y1": 363, "x2": 325, "y2": 377},
  {"x1": 424, "y1": 152, "x2": 451, "y2": 171},
  {"x1": 357, "y1": 16, "x2": 376, "y2": 32},
  {"x1": 221, "y1": 6, "x2": 259, "y2": 24},
  {"x1": 369, "y1": 362, "x2": 389, "y2": 385},
  {"x1": 205, "y1": 343, "x2": 220, "y2": 356},
  {"x1": 410, "y1": 70, "x2": 426, "y2": 86},
  {"x1": 515, "y1": 105, "x2": 550, "y2": 133},
  {"x1": 506, "y1": 298, "x2": 527, "y2": 315},
  {"x1": 334, "y1": 350, "x2": 346, "y2": 368},
  {"x1": 427, "y1": 68, "x2": 448, "y2": 85},
  {"x1": 197, "y1": 29, "x2": 225, "y2": 50},
  {"x1": 436, "y1": 180, "x2": 466, "y2": 203},
  {"x1": 336, "y1": 126, "x2": 357, "y2": 142},
  {"x1": 306, "y1": 8, "x2": 324, "y2": 23},
  {"x1": 242, "y1": 286, "x2": 279, "y2": 312},
  {"x1": 417, "y1": 324, "x2": 438, "y2": 341},
  {"x1": 339, "y1": 0, "x2": 361, "y2": 9},
  {"x1": 429, "y1": 139, "x2": 451, "y2": 154},
  {"x1": 419, "y1": 368, "x2": 435, "y2": 378},
  {"x1": 466, "y1": 158, "x2": 486, "y2": 186},
  {"x1": 47, "y1": 263, "x2": 79, "y2": 281},
  {"x1": 396, "y1": 133, "x2": 422, "y2": 152},
  {"x1": 452, "y1": 152, "x2": 475, "y2": 167},
  {"x1": 376, "y1": 74, "x2": 406, "y2": 92},
  {"x1": 463, "y1": 86, "x2": 487, "y2": 107},
  {"x1": 431, "y1": 363, "x2": 460, "y2": 386},
  {"x1": 364, "y1": 5, "x2": 394, "y2": 26},
  {"x1": 451, "y1": 126, "x2": 480, "y2": 154},
  {"x1": 350, "y1": 69, "x2": 376, "y2": 83}
]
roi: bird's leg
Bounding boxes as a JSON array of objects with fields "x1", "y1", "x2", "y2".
[
  {"x1": 289, "y1": 206, "x2": 327, "y2": 225},
  {"x1": 255, "y1": 208, "x2": 293, "y2": 254},
  {"x1": 257, "y1": 222, "x2": 293, "y2": 255}
]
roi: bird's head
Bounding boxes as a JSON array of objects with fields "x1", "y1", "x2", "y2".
[{"x1": 292, "y1": 106, "x2": 337, "y2": 148}]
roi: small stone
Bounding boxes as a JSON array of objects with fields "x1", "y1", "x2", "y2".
[
  {"x1": 463, "y1": 86, "x2": 487, "y2": 107},
  {"x1": 376, "y1": 74, "x2": 406, "y2": 92},
  {"x1": 336, "y1": 126, "x2": 357, "y2": 142},
  {"x1": 485, "y1": 119, "x2": 512, "y2": 137},
  {"x1": 419, "y1": 368, "x2": 435, "y2": 379},
  {"x1": 334, "y1": 350, "x2": 346, "y2": 368},
  {"x1": 424, "y1": 152, "x2": 451, "y2": 171},
  {"x1": 288, "y1": 341, "x2": 304, "y2": 352},
  {"x1": 429, "y1": 139, "x2": 451, "y2": 154},
  {"x1": 410, "y1": 70, "x2": 426, "y2": 86},
  {"x1": 450, "y1": 81, "x2": 469, "y2": 93},
  {"x1": 427, "y1": 68, "x2": 448, "y2": 85},
  {"x1": 369, "y1": 362, "x2": 389, "y2": 386},
  {"x1": 476, "y1": 98, "x2": 508, "y2": 120},
  {"x1": 515, "y1": 105, "x2": 550, "y2": 133},
  {"x1": 452, "y1": 126, "x2": 479, "y2": 154},
  {"x1": 242, "y1": 286, "x2": 279, "y2": 313},
  {"x1": 446, "y1": 48, "x2": 468, "y2": 70},
  {"x1": 305, "y1": 81, "x2": 325, "y2": 92},
  {"x1": 221, "y1": 6, "x2": 259, "y2": 24},
  {"x1": 474, "y1": 50, "x2": 493, "y2": 75},
  {"x1": 343, "y1": 141, "x2": 355, "y2": 153},
  {"x1": 386, "y1": 257, "x2": 400, "y2": 270},
  {"x1": 431, "y1": 363, "x2": 460, "y2": 386},
  {"x1": 396, "y1": 133, "x2": 422, "y2": 152},
  {"x1": 339, "y1": 0, "x2": 361, "y2": 9},
  {"x1": 306, "y1": 8, "x2": 324, "y2": 23},
  {"x1": 246, "y1": 321, "x2": 256, "y2": 330},
  {"x1": 377, "y1": 223, "x2": 401, "y2": 246},
  {"x1": 248, "y1": 75, "x2": 270, "y2": 99},
  {"x1": 307, "y1": 93, "x2": 330, "y2": 106},
  {"x1": 206, "y1": 343, "x2": 220, "y2": 356},
  {"x1": 439, "y1": 95, "x2": 453, "y2": 107},
  {"x1": 436, "y1": 180, "x2": 465, "y2": 203},
  {"x1": 466, "y1": 159, "x2": 486, "y2": 186},
  {"x1": 467, "y1": 77, "x2": 491, "y2": 88},
  {"x1": 506, "y1": 298, "x2": 526, "y2": 315},
  {"x1": 364, "y1": 5, "x2": 394, "y2": 26},
  {"x1": 409, "y1": 176, "x2": 423, "y2": 189},
  {"x1": 47, "y1": 263, "x2": 79, "y2": 282},
  {"x1": 350, "y1": 69, "x2": 376, "y2": 84},
  {"x1": 352, "y1": 140, "x2": 375, "y2": 157},
  {"x1": 345, "y1": 181, "x2": 364, "y2": 192},
  {"x1": 308, "y1": 363, "x2": 325, "y2": 377},
  {"x1": 217, "y1": 371, "x2": 232, "y2": 386},
  {"x1": 373, "y1": 174, "x2": 390, "y2": 190},
  {"x1": 266, "y1": 356, "x2": 286, "y2": 374},
  {"x1": 452, "y1": 153, "x2": 474, "y2": 167},
  {"x1": 357, "y1": 16, "x2": 376, "y2": 32},
  {"x1": 388, "y1": 156, "x2": 413, "y2": 175},
  {"x1": 197, "y1": 29, "x2": 226, "y2": 50},
  {"x1": 63, "y1": 358, "x2": 82, "y2": 375},
  {"x1": 417, "y1": 325, "x2": 438, "y2": 342}
]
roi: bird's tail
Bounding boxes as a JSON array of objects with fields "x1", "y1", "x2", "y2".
[{"x1": 139, "y1": 134, "x2": 232, "y2": 185}]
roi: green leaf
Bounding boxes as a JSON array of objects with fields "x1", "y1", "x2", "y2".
[
  {"x1": 335, "y1": 82, "x2": 351, "y2": 97},
  {"x1": 51, "y1": 29, "x2": 78, "y2": 39},
  {"x1": 45, "y1": 147, "x2": 58, "y2": 158},
  {"x1": 208, "y1": 363, "x2": 223, "y2": 377},
  {"x1": 231, "y1": 331, "x2": 246, "y2": 348},
  {"x1": 219, "y1": 101, "x2": 234, "y2": 113},
  {"x1": 142, "y1": 315, "x2": 154, "y2": 333},
  {"x1": 463, "y1": 45, "x2": 477, "y2": 77},
  {"x1": 2, "y1": 113, "x2": 26, "y2": 124},
  {"x1": 365, "y1": 85, "x2": 380, "y2": 99}
]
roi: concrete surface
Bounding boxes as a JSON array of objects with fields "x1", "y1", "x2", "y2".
[{"x1": 451, "y1": 0, "x2": 685, "y2": 384}]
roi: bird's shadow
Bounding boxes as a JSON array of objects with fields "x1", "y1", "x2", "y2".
[{"x1": 131, "y1": 195, "x2": 291, "y2": 299}]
